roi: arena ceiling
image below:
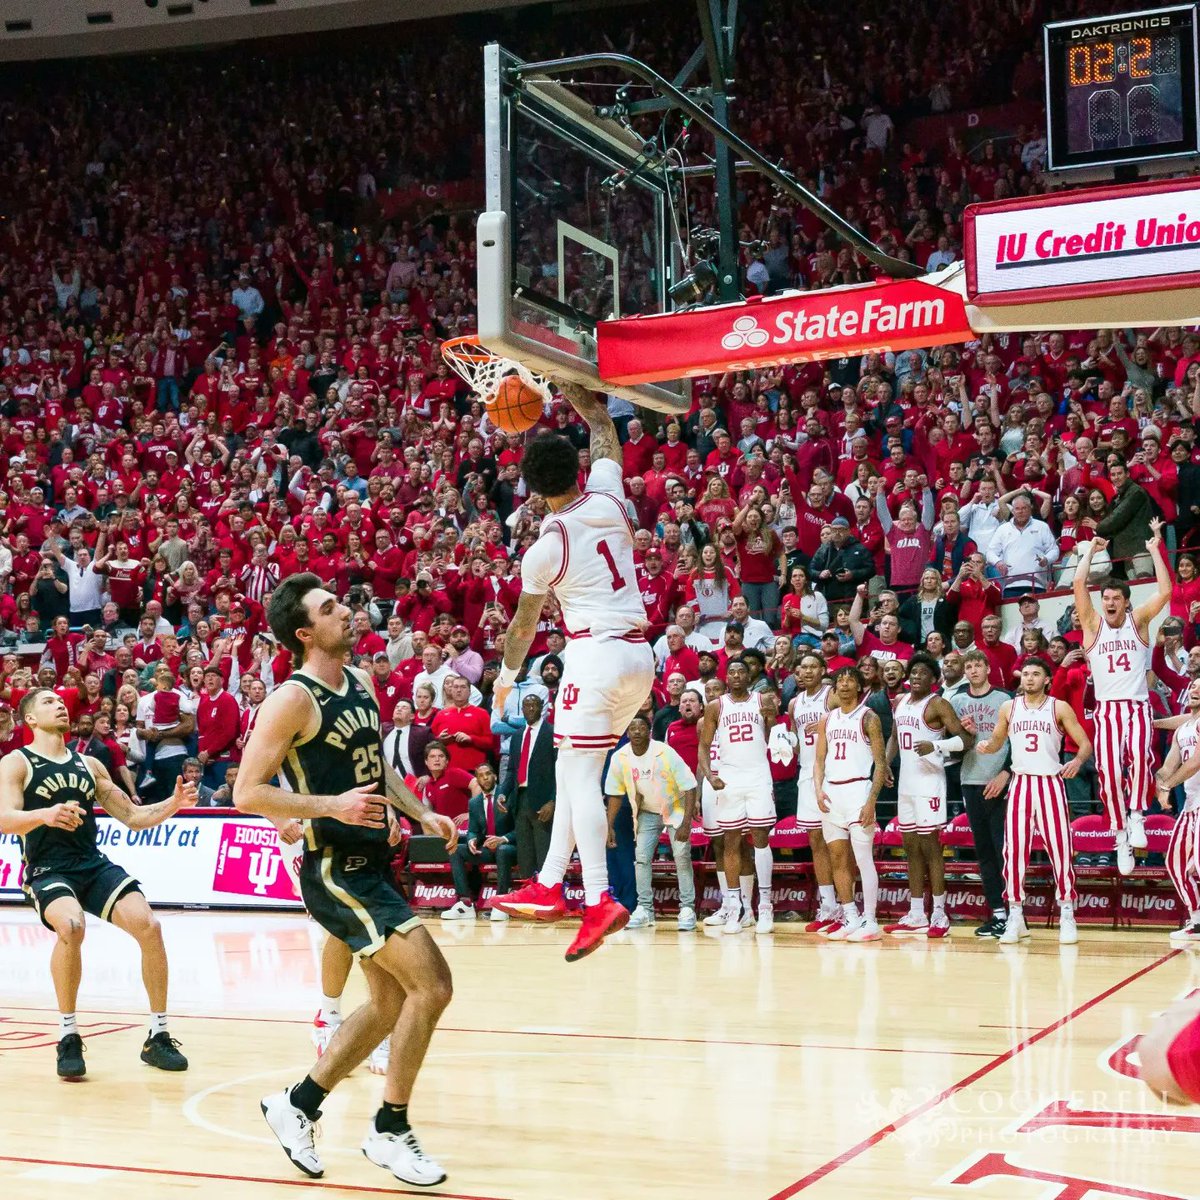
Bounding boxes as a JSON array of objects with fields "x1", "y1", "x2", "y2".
[{"x1": 0, "y1": 0, "x2": 637, "y2": 61}]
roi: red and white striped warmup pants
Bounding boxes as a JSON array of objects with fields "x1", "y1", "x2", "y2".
[
  {"x1": 1004, "y1": 773, "x2": 1076, "y2": 905},
  {"x1": 1093, "y1": 699, "x2": 1154, "y2": 832},
  {"x1": 1168, "y1": 808, "x2": 1200, "y2": 916}
]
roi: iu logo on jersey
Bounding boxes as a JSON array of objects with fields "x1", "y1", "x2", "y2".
[{"x1": 560, "y1": 683, "x2": 581, "y2": 711}]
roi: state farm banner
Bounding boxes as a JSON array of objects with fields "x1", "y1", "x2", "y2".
[
  {"x1": 965, "y1": 176, "x2": 1200, "y2": 306},
  {"x1": 596, "y1": 278, "x2": 973, "y2": 385},
  {"x1": 0, "y1": 811, "x2": 305, "y2": 910}
]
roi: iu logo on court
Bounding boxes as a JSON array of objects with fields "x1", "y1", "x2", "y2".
[{"x1": 560, "y1": 684, "x2": 581, "y2": 711}]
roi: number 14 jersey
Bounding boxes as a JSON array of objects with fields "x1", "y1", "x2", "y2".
[{"x1": 1085, "y1": 613, "x2": 1150, "y2": 703}]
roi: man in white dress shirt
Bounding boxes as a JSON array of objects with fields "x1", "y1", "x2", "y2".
[{"x1": 985, "y1": 493, "x2": 1060, "y2": 597}]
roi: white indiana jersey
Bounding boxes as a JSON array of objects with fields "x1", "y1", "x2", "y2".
[
  {"x1": 521, "y1": 457, "x2": 647, "y2": 639},
  {"x1": 715, "y1": 693, "x2": 770, "y2": 778},
  {"x1": 1008, "y1": 694, "x2": 1063, "y2": 776},
  {"x1": 1175, "y1": 717, "x2": 1200, "y2": 811},
  {"x1": 823, "y1": 703, "x2": 874, "y2": 783},
  {"x1": 792, "y1": 684, "x2": 832, "y2": 781},
  {"x1": 1086, "y1": 613, "x2": 1150, "y2": 703},
  {"x1": 894, "y1": 693, "x2": 947, "y2": 798}
]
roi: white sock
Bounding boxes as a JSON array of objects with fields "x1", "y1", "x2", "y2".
[
  {"x1": 908, "y1": 896, "x2": 924, "y2": 919},
  {"x1": 1010, "y1": 903, "x2": 1023, "y2": 919},
  {"x1": 841, "y1": 900, "x2": 859, "y2": 924},
  {"x1": 716, "y1": 870, "x2": 729, "y2": 894},
  {"x1": 541, "y1": 752, "x2": 609, "y2": 904},
  {"x1": 932, "y1": 893, "x2": 946, "y2": 914},
  {"x1": 150, "y1": 1012, "x2": 168, "y2": 1036},
  {"x1": 320, "y1": 994, "x2": 342, "y2": 1023},
  {"x1": 740, "y1": 875, "x2": 754, "y2": 907},
  {"x1": 60, "y1": 1013, "x2": 77, "y2": 1037},
  {"x1": 723, "y1": 887, "x2": 741, "y2": 911},
  {"x1": 753, "y1": 847, "x2": 773, "y2": 905},
  {"x1": 1060, "y1": 901, "x2": 1074, "y2": 916},
  {"x1": 992, "y1": 907, "x2": 1006, "y2": 919},
  {"x1": 850, "y1": 824, "x2": 878, "y2": 922},
  {"x1": 1190, "y1": 909, "x2": 1200, "y2": 924},
  {"x1": 818, "y1": 883, "x2": 836, "y2": 911}
]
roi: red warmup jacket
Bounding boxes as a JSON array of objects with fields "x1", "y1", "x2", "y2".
[
  {"x1": 198, "y1": 690, "x2": 241, "y2": 760},
  {"x1": 431, "y1": 704, "x2": 494, "y2": 774}
]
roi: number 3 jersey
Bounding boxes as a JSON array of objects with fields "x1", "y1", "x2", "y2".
[
  {"x1": 1008, "y1": 695, "x2": 1063, "y2": 776},
  {"x1": 521, "y1": 457, "x2": 648, "y2": 640},
  {"x1": 279, "y1": 668, "x2": 387, "y2": 853},
  {"x1": 1085, "y1": 613, "x2": 1150, "y2": 703}
]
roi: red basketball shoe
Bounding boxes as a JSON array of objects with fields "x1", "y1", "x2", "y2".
[
  {"x1": 491, "y1": 880, "x2": 568, "y2": 923},
  {"x1": 565, "y1": 893, "x2": 629, "y2": 962}
]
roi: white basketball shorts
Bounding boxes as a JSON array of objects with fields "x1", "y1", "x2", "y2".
[
  {"x1": 898, "y1": 793, "x2": 948, "y2": 833},
  {"x1": 715, "y1": 773, "x2": 776, "y2": 832},
  {"x1": 796, "y1": 775, "x2": 823, "y2": 830},
  {"x1": 553, "y1": 635, "x2": 655, "y2": 754},
  {"x1": 701, "y1": 778, "x2": 721, "y2": 836},
  {"x1": 821, "y1": 779, "x2": 871, "y2": 842}
]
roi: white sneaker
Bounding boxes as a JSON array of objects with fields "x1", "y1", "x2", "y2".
[
  {"x1": 1115, "y1": 830, "x2": 1135, "y2": 876},
  {"x1": 261, "y1": 1088, "x2": 323, "y2": 1178},
  {"x1": 998, "y1": 909, "x2": 1030, "y2": 945},
  {"x1": 489, "y1": 906, "x2": 509, "y2": 922},
  {"x1": 756, "y1": 904, "x2": 774, "y2": 935},
  {"x1": 677, "y1": 906, "x2": 697, "y2": 932},
  {"x1": 1059, "y1": 907, "x2": 1078, "y2": 946},
  {"x1": 1127, "y1": 811, "x2": 1148, "y2": 850},
  {"x1": 723, "y1": 904, "x2": 744, "y2": 935},
  {"x1": 739, "y1": 904, "x2": 755, "y2": 929},
  {"x1": 311, "y1": 1013, "x2": 340, "y2": 1057},
  {"x1": 845, "y1": 918, "x2": 882, "y2": 942},
  {"x1": 367, "y1": 1036, "x2": 390, "y2": 1076},
  {"x1": 440, "y1": 900, "x2": 476, "y2": 921},
  {"x1": 362, "y1": 1126, "x2": 447, "y2": 1187},
  {"x1": 627, "y1": 905, "x2": 654, "y2": 929},
  {"x1": 703, "y1": 905, "x2": 730, "y2": 927},
  {"x1": 825, "y1": 915, "x2": 862, "y2": 941},
  {"x1": 1169, "y1": 921, "x2": 1200, "y2": 943}
]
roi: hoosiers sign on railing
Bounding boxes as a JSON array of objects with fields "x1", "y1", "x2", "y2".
[
  {"x1": 964, "y1": 176, "x2": 1200, "y2": 306},
  {"x1": 596, "y1": 278, "x2": 974, "y2": 385}
]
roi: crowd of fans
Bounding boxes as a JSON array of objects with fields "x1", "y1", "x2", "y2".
[{"x1": 0, "y1": 0, "x2": 1193, "y2": 914}]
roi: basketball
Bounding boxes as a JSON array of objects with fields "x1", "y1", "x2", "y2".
[{"x1": 489, "y1": 374, "x2": 544, "y2": 434}]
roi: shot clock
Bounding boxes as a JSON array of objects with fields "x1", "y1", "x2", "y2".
[{"x1": 1044, "y1": 4, "x2": 1200, "y2": 172}]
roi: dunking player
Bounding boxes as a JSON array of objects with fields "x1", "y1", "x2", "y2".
[
  {"x1": 491, "y1": 385, "x2": 655, "y2": 961},
  {"x1": 234, "y1": 574, "x2": 459, "y2": 1188},
  {"x1": 698, "y1": 658, "x2": 779, "y2": 934},
  {"x1": 0, "y1": 688, "x2": 195, "y2": 1079},
  {"x1": 787, "y1": 652, "x2": 839, "y2": 932},
  {"x1": 1154, "y1": 679, "x2": 1200, "y2": 943},
  {"x1": 1073, "y1": 518, "x2": 1171, "y2": 873},
  {"x1": 884, "y1": 654, "x2": 973, "y2": 938},
  {"x1": 813, "y1": 666, "x2": 888, "y2": 942},
  {"x1": 972, "y1": 658, "x2": 1092, "y2": 946}
]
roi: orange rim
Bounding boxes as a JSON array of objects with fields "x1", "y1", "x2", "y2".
[{"x1": 442, "y1": 335, "x2": 494, "y2": 363}]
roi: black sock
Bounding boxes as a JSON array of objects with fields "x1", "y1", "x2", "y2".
[
  {"x1": 289, "y1": 1075, "x2": 328, "y2": 1120},
  {"x1": 375, "y1": 1101, "x2": 410, "y2": 1134}
]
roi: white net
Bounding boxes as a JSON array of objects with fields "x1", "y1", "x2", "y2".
[{"x1": 441, "y1": 338, "x2": 554, "y2": 406}]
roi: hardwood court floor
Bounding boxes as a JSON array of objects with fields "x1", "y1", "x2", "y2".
[{"x1": 0, "y1": 907, "x2": 1197, "y2": 1200}]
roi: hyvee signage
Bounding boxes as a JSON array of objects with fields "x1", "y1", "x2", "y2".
[
  {"x1": 596, "y1": 278, "x2": 973, "y2": 385},
  {"x1": 965, "y1": 176, "x2": 1200, "y2": 306}
]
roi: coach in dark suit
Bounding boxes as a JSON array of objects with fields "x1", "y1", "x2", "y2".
[
  {"x1": 383, "y1": 700, "x2": 433, "y2": 778},
  {"x1": 500, "y1": 694, "x2": 556, "y2": 879},
  {"x1": 447, "y1": 763, "x2": 517, "y2": 914}
]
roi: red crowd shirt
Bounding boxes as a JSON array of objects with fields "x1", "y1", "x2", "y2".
[
  {"x1": 430, "y1": 704, "x2": 493, "y2": 774},
  {"x1": 197, "y1": 690, "x2": 241, "y2": 760},
  {"x1": 421, "y1": 766, "x2": 474, "y2": 819}
]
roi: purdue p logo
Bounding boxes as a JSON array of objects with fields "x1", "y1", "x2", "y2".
[{"x1": 560, "y1": 683, "x2": 580, "y2": 711}]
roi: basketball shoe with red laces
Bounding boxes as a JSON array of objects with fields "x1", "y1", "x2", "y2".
[
  {"x1": 492, "y1": 880, "x2": 568, "y2": 923},
  {"x1": 565, "y1": 893, "x2": 629, "y2": 962}
]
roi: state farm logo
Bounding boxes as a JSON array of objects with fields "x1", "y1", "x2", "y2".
[{"x1": 721, "y1": 315, "x2": 770, "y2": 352}]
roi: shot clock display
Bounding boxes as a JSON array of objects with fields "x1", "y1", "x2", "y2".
[{"x1": 1045, "y1": 5, "x2": 1200, "y2": 172}]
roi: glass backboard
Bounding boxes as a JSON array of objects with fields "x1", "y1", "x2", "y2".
[{"x1": 479, "y1": 43, "x2": 689, "y2": 414}]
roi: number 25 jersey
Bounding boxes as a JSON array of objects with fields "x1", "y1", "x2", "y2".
[{"x1": 280, "y1": 668, "x2": 387, "y2": 852}]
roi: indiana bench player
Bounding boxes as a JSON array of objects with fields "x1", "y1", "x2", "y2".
[
  {"x1": 1073, "y1": 517, "x2": 1170, "y2": 873},
  {"x1": 492, "y1": 383, "x2": 656, "y2": 962},
  {"x1": 1154, "y1": 679, "x2": 1200, "y2": 943},
  {"x1": 972, "y1": 658, "x2": 1092, "y2": 946},
  {"x1": 884, "y1": 653, "x2": 974, "y2": 938},
  {"x1": 235, "y1": 573, "x2": 459, "y2": 1188},
  {"x1": 0, "y1": 688, "x2": 196, "y2": 1079}
]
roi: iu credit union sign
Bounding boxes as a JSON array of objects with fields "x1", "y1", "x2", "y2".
[
  {"x1": 596, "y1": 277, "x2": 974, "y2": 385},
  {"x1": 964, "y1": 175, "x2": 1200, "y2": 306}
]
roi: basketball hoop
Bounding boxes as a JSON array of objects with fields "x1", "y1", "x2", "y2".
[{"x1": 442, "y1": 335, "x2": 554, "y2": 405}]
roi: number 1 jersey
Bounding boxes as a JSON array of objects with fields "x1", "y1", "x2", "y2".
[{"x1": 521, "y1": 457, "x2": 648, "y2": 640}]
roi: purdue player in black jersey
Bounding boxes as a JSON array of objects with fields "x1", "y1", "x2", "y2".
[
  {"x1": 235, "y1": 573, "x2": 458, "y2": 1189},
  {"x1": 0, "y1": 688, "x2": 195, "y2": 1079}
]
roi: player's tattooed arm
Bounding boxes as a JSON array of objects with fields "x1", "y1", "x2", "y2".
[
  {"x1": 559, "y1": 381, "x2": 621, "y2": 468},
  {"x1": 865, "y1": 710, "x2": 887, "y2": 811},
  {"x1": 87, "y1": 756, "x2": 196, "y2": 829},
  {"x1": 501, "y1": 589, "x2": 543, "y2": 675}
]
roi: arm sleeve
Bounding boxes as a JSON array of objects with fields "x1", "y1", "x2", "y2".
[
  {"x1": 585, "y1": 457, "x2": 624, "y2": 498},
  {"x1": 519, "y1": 526, "x2": 562, "y2": 597}
]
